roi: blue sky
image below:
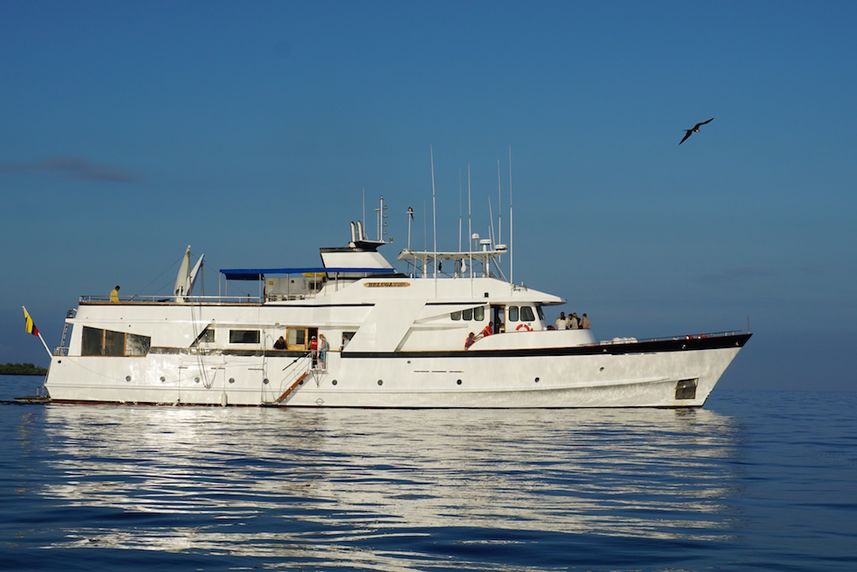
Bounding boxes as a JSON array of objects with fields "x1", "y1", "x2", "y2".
[{"x1": 1, "y1": 1, "x2": 855, "y2": 390}]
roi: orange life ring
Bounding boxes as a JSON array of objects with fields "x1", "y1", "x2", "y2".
[{"x1": 516, "y1": 323, "x2": 533, "y2": 332}]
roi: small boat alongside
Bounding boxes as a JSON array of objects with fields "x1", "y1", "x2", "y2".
[{"x1": 43, "y1": 200, "x2": 750, "y2": 408}]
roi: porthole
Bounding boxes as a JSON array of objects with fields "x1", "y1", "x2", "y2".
[
  {"x1": 599, "y1": 366, "x2": 605, "y2": 372},
  {"x1": 377, "y1": 379, "x2": 383, "y2": 386},
  {"x1": 456, "y1": 379, "x2": 462, "y2": 385},
  {"x1": 534, "y1": 377, "x2": 540, "y2": 383},
  {"x1": 125, "y1": 375, "x2": 131, "y2": 382},
  {"x1": 194, "y1": 376, "x2": 200, "y2": 383},
  {"x1": 160, "y1": 376, "x2": 166, "y2": 382},
  {"x1": 332, "y1": 380, "x2": 338, "y2": 386},
  {"x1": 263, "y1": 378, "x2": 269, "y2": 385},
  {"x1": 228, "y1": 377, "x2": 235, "y2": 384}
]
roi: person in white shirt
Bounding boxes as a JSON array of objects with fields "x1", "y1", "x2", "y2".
[{"x1": 554, "y1": 312, "x2": 568, "y2": 330}]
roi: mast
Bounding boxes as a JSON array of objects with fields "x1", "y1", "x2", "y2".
[
  {"x1": 458, "y1": 170, "x2": 463, "y2": 254},
  {"x1": 508, "y1": 146, "x2": 514, "y2": 286},
  {"x1": 467, "y1": 163, "x2": 473, "y2": 280},
  {"x1": 430, "y1": 145, "x2": 438, "y2": 284},
  {"x1": 406, "y1": 206, "x2": 414, "y2": 251},
  {"x1": 497, "y1": 159, "x2": 503, "y2": 247}
]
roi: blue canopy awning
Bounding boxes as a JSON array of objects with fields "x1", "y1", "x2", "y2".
[{"x1": 219, "y1": 267, "x2": 396, "y2": 281}]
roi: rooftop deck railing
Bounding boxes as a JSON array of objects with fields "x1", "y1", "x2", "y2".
[{"x1": 80, "y1": 294, "x2": 264, "y2": 304}]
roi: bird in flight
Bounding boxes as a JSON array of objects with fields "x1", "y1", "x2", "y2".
[{"x1": 679, "y1": 117, "x2": 715, "y2": 145}]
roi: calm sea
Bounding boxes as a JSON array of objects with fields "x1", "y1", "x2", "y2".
[{"x1": 1, "y1": 375, "x2": 855, "y2": 571}]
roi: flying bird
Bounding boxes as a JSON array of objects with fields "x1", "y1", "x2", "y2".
[{"x1": 679, "y1": 117, "x2": 715, "y2": 145}]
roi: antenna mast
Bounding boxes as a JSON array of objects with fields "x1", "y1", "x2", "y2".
[
  {"x1": 467, "y1": 163, "x2": 473, "y2": 280},
  {"x1": 430, "y1": 145, "x2": 438, "y2": 280},
  {"x1": 497, "y1": 159, "x2": 503, "y2": 246},
  {"x1": 458, "y1": 170, "x2": 463, "y2": 253},
  {"x1": 406, "y1": 206, "x2": 414, "y2": 250},
  {"x1": 508, "y1": 146, "x2": 514, "y2": 286}
]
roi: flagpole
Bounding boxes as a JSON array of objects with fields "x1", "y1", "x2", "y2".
[{"x1": 22, "y1": 305, "x2": 52, "y2": 358}]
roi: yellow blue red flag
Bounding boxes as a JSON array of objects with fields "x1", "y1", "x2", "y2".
[{"x1": 23, "y1": 307, "x2": 39, "y2": 337}]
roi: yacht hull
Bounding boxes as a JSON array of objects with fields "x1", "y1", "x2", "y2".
[{"x1": 44, "y1": 333, "x2": 749, "y2": 408}]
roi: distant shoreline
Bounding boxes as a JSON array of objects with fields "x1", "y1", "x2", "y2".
[{"x1": 0, "y1": 363, "x2": 48, "y2": 376}]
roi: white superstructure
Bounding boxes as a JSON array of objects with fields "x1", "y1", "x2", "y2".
[{"x1": 44, "y1": 210, "x2": 750, "y2": 408}]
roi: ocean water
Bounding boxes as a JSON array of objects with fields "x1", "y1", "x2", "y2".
[{"x1": 1, "y1": 375, "x2": 855, "y2": 571}]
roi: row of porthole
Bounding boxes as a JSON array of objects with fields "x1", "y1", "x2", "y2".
[
  {"x1": 325, "y1": 377, "x2": 543, "y2": 386},
  {"x1": 126, "y1": 375, "x2": 241, "y2": 384},
  {"x1": 126, "y1": 376, "x2": 545, "y2": 385}
]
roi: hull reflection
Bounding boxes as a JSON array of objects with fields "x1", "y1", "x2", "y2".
[{"x1": 38, "y1": 405, "x2": 741, "y2": 566}]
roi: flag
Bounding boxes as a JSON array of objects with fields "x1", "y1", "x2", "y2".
[{"x1": 23, "y1": 307, "x2": 39, "y2": 337}]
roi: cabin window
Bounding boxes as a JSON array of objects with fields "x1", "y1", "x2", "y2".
[
  {"x1": 508, "y1": 306, "x2": 519, "y2": 322},
  {"x1": 285, "y1": 326, "x2": 318, "y2": 350},
  {"x1": 453, "y1": 307, "x2": 485, "y2": 321},
  {"x1": 126, "y1": 333, "x2": 152, "y2": 356},
  {"x1": 287, "y1": 327, "x2": 306, "y2": 347},
  {"x1": 81, "y1": 326, "x2": 151, "y2": 357},
  {"x1": 82, "y1": 326, "x2": 103, "y2": 356},
  {"x1": 229, "y1": 330, "x2": 260, "y2": 344},
  {"x1": 342, "y1": 331, "x2": 355, "y2": 349},
  {"x1": 536, "y1": 305, "x2": 545, "y2": 320},
  {"x1": 191, "y1": 327, "x2": 215, "y2": 348},
  {"x1": 521, "y1": 306, "x2": 535, "y2": 322}
]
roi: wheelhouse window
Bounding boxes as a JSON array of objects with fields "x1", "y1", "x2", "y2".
[
  {"x1": 229, "y1": 329, "x2": 260, "y2": 344},
  {"x1": 451, "y1": 307, "x2": 485, "y2": 321},
  {"x1": 507, "y1": 306, "x2": 534, "y2": 323},
  {"x1": 81, "y1": 326, "x2": 151, "y2": 357}
]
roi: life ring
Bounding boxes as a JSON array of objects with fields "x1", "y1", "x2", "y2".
[{"x1": 516, "y1": 323, "x2": 533, "y2": 332}]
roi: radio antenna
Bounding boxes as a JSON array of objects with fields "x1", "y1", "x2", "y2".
[
  {"x1": 430, "y1": 145, "x2": 438, "y2": 280},
  {"x1": 497, "y1": 159, "x2": 503, "y2": 247},
  {"x1": 508, "y1": 145, "x2": 514, "y2": 286}
]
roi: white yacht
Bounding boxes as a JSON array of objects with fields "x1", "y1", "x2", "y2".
[{"x1": 44, "y1": 202, "x2": 750, "y2": 408}]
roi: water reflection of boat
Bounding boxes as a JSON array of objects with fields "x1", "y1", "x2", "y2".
[
  {"x1": 37, "y1": 404, "x2": 741, "y2": 564},
  {"x1": 44, "y1": 199, "x2": 750, "y2": 408}
]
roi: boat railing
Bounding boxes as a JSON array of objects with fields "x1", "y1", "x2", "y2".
[
  {"x1": 79, "y1": 294, "x2": 263, "y2": 304},
  {"x1": 600, "y1": 330, "x2": 748, "y2": 345}
]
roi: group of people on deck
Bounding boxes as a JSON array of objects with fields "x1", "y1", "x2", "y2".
[
  {"x1": 273, "y1": 333, "x2": 329, "y2": 368},
  {"x1": 553, "y1": 311, "x2": 590, "y2": 330},
  {"x1": 464, "y1": 321, "x2": 496, "y2": 349}
]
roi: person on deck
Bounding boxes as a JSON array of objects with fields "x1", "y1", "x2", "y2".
[
  {"x1": 555, "y1": 312, "x2": 567, "y2": 330},
  {"x1": 109, "y1": 285, "x2": 120, "y2": 303},
  {"x1": 481, "y1": 321, "x2": 494, "y2": 338},
  {"x1": 464, "y1": 332, "x2": 476, "y2": 350},
  {"x1": 580, "y1": 313, "x2": 592, "y2": 329},
  {"x1": 318, "y1": 334, "x2": 329, "y2": 368},
  {"x1": 568, "y1": 313, "x2": 580, "y2": 329},
  {"x1": 310, "y1": 335, "x2": 319, "y2": 366},
  {"x1": 273, "y1": 336, "x2": 286, "y2": 350}
]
